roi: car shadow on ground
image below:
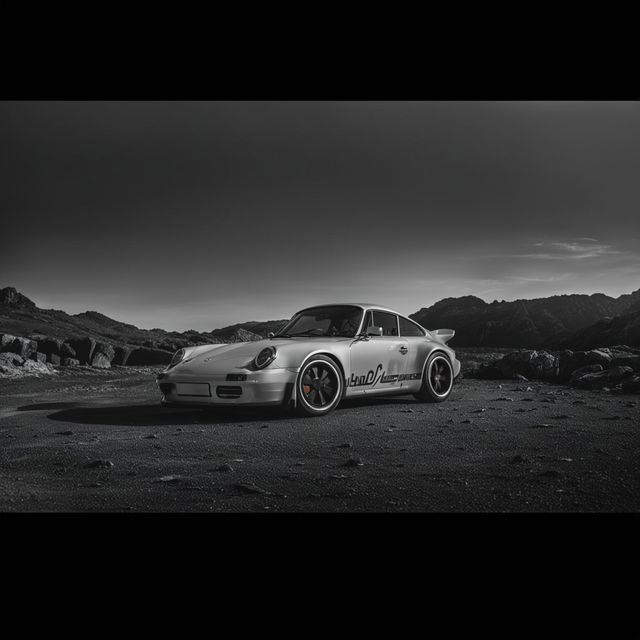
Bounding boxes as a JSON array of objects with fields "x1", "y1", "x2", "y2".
[{"x1": 43, "y1": 395, "x2": 423, "y2": 427}]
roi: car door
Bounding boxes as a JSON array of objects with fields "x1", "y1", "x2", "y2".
[
  {"x1": 397, "y1": 314, "x2": 429, "y2": 392},
  {"x1": 348, "y1": 310, "x2": 409, "y2": 395}
]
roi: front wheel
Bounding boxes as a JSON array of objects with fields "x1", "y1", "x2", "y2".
[
  {"x1": 295, "y1": 356, "x2": 343, "y2": 417},
  {"x1": 413, "y1": 353, "x2": 454, "y2": 403}
]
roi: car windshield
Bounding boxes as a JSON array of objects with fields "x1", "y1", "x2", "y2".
[{"x1": 276, "y1": 305, "x2": 363, "y2": 338}]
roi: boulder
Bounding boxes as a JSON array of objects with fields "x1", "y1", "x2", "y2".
[
  {"x1": 69, "y1": 337, "x2": 97, "y2": 364},
  {"x1": 38, "y1": 338, "x2": 64, "y2": 357},
  {"x1": 610, "y1": 355, "x2": 640, "y2": 372},
  {"x1": 0, "y1": 352, "x2": 24, "y2": 367},
  {"x1": 48, "y1": 353, "x2": 61, "y2": 365},
  {"x1": 0, "y1": 333, "x2": 17, "y2": 351},
  {"x1": 126, "y1": 347, "x2": 173, "y2": 366},
  {"x1": 113, "y1": 346, "x2": 132, "y2": 366},
  {"x1": 91, "y1": 352, "x2": 111, "y2": 368},
  {"x1": 60, "y1": 342, "x2": 76, "y2": 359},
  {"x1": 7, "y1": 337, "x2": 37, "y2": 359},
  {"x1": 575, "y1": 366, "x2": 635, "y2": 390},
  {"x1": 93, "y1": 341, "x2": 115, "y2": 363},
  {"x1": 621, "y1": 376, "x2": 640, "y2": 394},
  {"x1": 569, "y1": 364, "x2": 604, "y2": 384},
  {"x1": 61, "y1": 357, "x2": 80, "y2": 366},
  {"x1": 492, "y1": 349, "x2": 559, "y2": 381},
  {"x1": 30, "y1": 352, "x2": 47, "y2": 363},
  {"x1": 474, "y1": 364, "x2": 503, "y2": 379},
  {"x1": 558, "y1": 349, "x2": 613, "y2": 382}
]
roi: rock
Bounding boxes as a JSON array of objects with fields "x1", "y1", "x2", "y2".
[
  {"x1": 0, "y1": 352, "x2": 24, "y2": 367},
  {"x1": 126, "y1": 347, "x2": 173, "y2": 366},
  {"x1": 610, "y1": 355, "x2": 640, "y2": 372},
  {"x1": 515, "y1": 373, "x2": 529, "y2": 382},
  {"x1": 60, "y1": 343, "x2": 76, "y2": 359},
  {"x1": 61, "y1": 358, "x2": 80, "y2": 366},
  {"x1": 215, "y1": 463, "x2": 234, "y2": 472},
  {"x1": 93, "y1": 341, "x2": 115, "y2": 362},
  {"x1": 559, "y1": 349, "x2": 613, "y2": 382},
  {"x1": 0, "y1": 333, "x2": 17, "y2": 351},
  {"x1": 342, "y1": 457, "x2": 364, "y2": 467},
  {"x1": 48, "y1": 353, "x2": 61, "y2": 365},
  {"x1": 112, "y1": 346, "x2": 132, "y2": 366},
  {"x1": 510, "y1": 454, "x2": 526, "y2": 463},
  {"x1": 91, "y1": 351, "x2": 111, "y2": 368},
  {"x1": 0, "y1": 287, "x2": 36, "y2": 308},
  {"x1": 155, "y1": 475, "x2": 182, "y2": 483},
  {"x1": 83, "y1": 459, "x2": 114, "y2": 469},
  {"x1": 56, "y1": 430, "x2": 74, "y2": 436},
  {"x1": 575, "y1": 366, "x2": 634, "y2": 390},
  {"x1": 569, "y1": 364, "x2": 604, "y2": 384},
  {"x1": 495, "y1": 349, "x2": 559, "y2": 381},
  {"x1": 234, "y1": 482, "x2": 268, "y2": 494},
  {"x1": 474, "y1": 364, "x2": 503, "y2": 379},
  {"x1": 6, "y1": 337, "x2": 37, "y2": 359},
  {"x1": 30, "y1": 352, "x2": 47, "y2": 363},
  {"x1": 69, "y1": 337, "x2": 97, "y2": 364},
  {"x1": 38, "y1": 338, "x2": 64, "y2": 357},
  {"x1": 621, "y1": 376, "x2": 640, "y2": 394}
]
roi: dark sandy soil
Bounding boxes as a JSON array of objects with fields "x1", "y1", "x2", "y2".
[{"x1": 0, "y1": 367, "x2": 638, "y2": 512}]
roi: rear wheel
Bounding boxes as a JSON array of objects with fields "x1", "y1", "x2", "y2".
[
  {"x1": 295, "y1": 356, "x2": 343, "y2": 417},
  {"x1": 413, "y1": 353, "x2": 453, "y2": 403}
]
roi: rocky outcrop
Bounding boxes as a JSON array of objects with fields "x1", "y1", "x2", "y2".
[
  {"x1": 68, "y1": 337, "x2": 97, "y2": 365},
  {"x1": 0, "y1": 352, "x2": 55, "y2": 378},
  {"x1": 0, "y1": 333, "x2": 17, "y2": 351},
  {"x1": 558, "y1": 350, "x2": 613, "y2": 382},
  {"x1": 48, "y1": 353, "x2": 61, "y2": 365},
  {"x1": 113, "y1": 346, "x2": 132, "y2": 366},
  {"x1": 91, "y1": 342, "x2": 115, "y2": 367},
  {"x1": 475, "y1": 350, "x2": 558, "y2": 381},
  {"x1": 4, "y1": 337, "x2": 38, "y2": 359},
  {"x1": 91, "y1": 352, "x2": 111, "y2": 368},
  {"x1": 572, "y1": 366, "x2": 634, "y2": 390},
  {"x1": 62, "y1": 357, "x2": 80, "y2": 366},
  {"x1": 38, "y1": 338, "x2": 64, "y2": 357},
  {"x1": 126, "y1": 347, "x2": 173, "y2": 366},
  {"x1": 31, "y1": 352, "x2": 47, "y2": 363},
  {"x1": 568, "y1": 364, "x2": 604, "y2": 384},
  {"x1": 0, "y1": 286, "x2": 36, "y2": 308}
]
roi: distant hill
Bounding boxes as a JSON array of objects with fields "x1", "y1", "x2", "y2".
[
  {"x1": 0, "y1": 286, "x2": 285, "y2": 355},
  {"x1": 555, "y1": 306, "x2": 640, "y2": 350},
  {"x1": 3, "y1": 285, "x2": 640, "y2": 359},
  {"x1": 410, "y1": 290, "x2": 640, "y2": 348}
]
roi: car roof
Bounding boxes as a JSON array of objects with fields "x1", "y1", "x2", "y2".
[{"x1": 298, "y1": 303, "x2": 406, "y2": 316}]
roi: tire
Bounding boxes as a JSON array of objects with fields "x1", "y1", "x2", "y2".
[
  {"x1": 413, "y1": 352, "x2": 454, "y2": 403},
  {"x1": 295, "y1": 355, "x2": 343, "y2": 417}
]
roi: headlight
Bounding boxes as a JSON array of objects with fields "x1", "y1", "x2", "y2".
[
  {"x1": 168, "y1": 348, "x2": 186, "y2": 369},
  {"x1": 253, "y1": 346, "x2": 276, "y2": 369}
]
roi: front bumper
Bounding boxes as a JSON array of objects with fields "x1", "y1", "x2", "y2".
[{"x1": 156, "y1": 367, "x2": 298, "y2": 407}]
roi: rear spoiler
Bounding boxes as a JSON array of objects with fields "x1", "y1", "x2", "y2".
[{"x1": 432, "y1": 328, "x2": 455, "y2": 345}]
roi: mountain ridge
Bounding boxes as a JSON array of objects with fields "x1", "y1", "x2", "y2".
[{"x1": 2, "y1": 285, "x2": 640, "y2": 354}]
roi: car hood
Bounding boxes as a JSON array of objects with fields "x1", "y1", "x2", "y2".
[{"x1": 169, "y1": 337, "x2": 351, "y2": 375}]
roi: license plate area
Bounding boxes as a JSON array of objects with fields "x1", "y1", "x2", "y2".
[{"x1": 175, "y1": 383, "x2": 211, "y2": 397}]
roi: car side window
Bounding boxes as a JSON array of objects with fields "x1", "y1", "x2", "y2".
[
  {"x1": 373, "y1": 311, "x2": 399, "y2": 336},
  {"x1": 398, "y1": 316, "x2": 425, "y2": 337}
]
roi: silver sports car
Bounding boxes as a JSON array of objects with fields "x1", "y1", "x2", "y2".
[{"x1": 156, "y1": 303, "x2": 461, "y2": 416}]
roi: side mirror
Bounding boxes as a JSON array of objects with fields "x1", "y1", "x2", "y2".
[{"x1": 366, "y1": 326, "x2": 383, "y2": 337}]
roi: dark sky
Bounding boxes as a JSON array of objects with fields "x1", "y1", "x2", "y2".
[{"x1": 2, "y1": 101, "x2": 639, "y2": 331}]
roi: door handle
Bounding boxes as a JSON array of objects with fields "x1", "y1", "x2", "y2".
[{"x1": 399, "y1": 346, "x2": 408, "y2": 355}]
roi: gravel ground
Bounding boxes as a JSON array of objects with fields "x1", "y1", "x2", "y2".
[{"x1": 0, "y1": 368, "x2": 638, "y2": 512}]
